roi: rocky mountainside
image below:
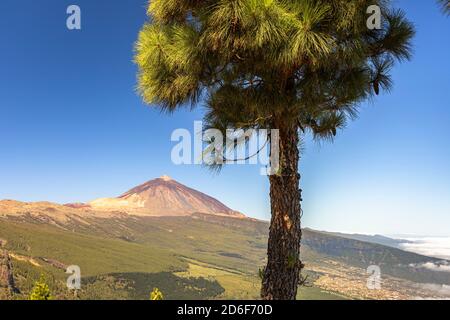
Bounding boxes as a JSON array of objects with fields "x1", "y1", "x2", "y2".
[
  {"x1": 1, "y1": 177, "x2": 449, "y2": 299},
  {"x1": 88, "y1": 176, "x2": 244, "y2": 217},
  {"x1": 0, "y1": 176, "x2": 245, "y2": 221}
]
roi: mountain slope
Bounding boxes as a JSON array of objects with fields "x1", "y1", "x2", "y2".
[
  {"x1": 0, "y1": 176, "x2": 245, "y2": 220},
  {"x1": 88, "y1": 176, "x2": 244, "y2": 217},
  {"x1": 313, "y1": 229, "x2": 412, "y2": 248},
  {"x1": 1, "y1": 177, "x2": 449, "y2": 299},
  {"x1": 1, "y1": 212, "x2": 449, "y2": 300}
]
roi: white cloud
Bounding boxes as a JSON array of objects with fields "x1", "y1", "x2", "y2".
[
  {"x1": 399, "y1": 237, "x2": 450, "y2": 260},
  {"x1": 409, "y1": 261, "x2": 450, "y2": 272}
]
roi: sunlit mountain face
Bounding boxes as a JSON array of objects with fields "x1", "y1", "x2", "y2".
[{"x1": 87, "y1": 176, "x2": 245, "y2": 218}]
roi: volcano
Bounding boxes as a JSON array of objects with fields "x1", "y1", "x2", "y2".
[{"x1": 88, "y1": 176, "x2": 245, "y2": 218}]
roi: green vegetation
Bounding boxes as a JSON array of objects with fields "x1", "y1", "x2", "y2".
[
  {"x1": 79, "y1": 272, "x2": 223, "y2": 300},
  {"x1": 1, "y1": 213, "x2": 446, "y2": 300},
  {"x1": 150, "y1": 288, "x2": 164, "y2": 300},
  {"x1": 0, "y1": 219, "x2": 186, "y2": 277},
  {"x1": 2, "y1": 216, "x2": 259, "y2": 299},
  {"x1": 29, "y1": 274, "x2": 52, "y2": 300},
  {"x1": 296, "y1": 286, "x2": 348, "y2": 300},
  {"x1": 175, "y1": 258, "x2": 260, "y2": 300}
]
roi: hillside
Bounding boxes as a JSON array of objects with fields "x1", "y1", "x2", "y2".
[
  {"x1": 87, "y1": 176, "x2": 244, "y2": 218},
  {"x1": 314, "y1": 230, "x2": 412, "y2": 248},
  {"x1": 0, "y1": 213, "x2": 449, "y2": 300},
  {"x1": 1, "y1": 177, "x2": 449, "y2": 300}
]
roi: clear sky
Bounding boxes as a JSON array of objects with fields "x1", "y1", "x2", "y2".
[{"x1": 0, "y1": 1, "x2": 449, "y2": 236}]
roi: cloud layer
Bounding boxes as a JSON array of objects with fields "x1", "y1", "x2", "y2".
[
  {"x1": 410, "y1": 261, "x2": 450, "y2": 272},
  {"x1": 399, "y1": 237, "x2": 450, "y2": 260}
]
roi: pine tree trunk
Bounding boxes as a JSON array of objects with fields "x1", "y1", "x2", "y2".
[{"x1": 261, "y1": 125, "x2": 302, "y2": 300}]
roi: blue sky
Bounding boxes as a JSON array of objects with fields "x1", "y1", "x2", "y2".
[{"x1": 0, "y1": 1, "x2": 449, "y2": 236}]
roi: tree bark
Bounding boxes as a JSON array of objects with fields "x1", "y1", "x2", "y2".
[{"x1": 261, "y1": 125, "x2": 302, "y2": 300}]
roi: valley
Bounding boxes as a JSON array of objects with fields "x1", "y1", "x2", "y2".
[{"x1": 1, "y1": 177, "x2": 449, "y2": 300}]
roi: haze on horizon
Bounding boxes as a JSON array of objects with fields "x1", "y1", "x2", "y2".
[{"x1": 0, "y1": 1, "x2": 449, "y2": 237}]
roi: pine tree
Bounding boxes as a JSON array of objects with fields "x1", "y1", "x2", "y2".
[
  {"x1": 438, "y1": 0, "x2": 450, "y2": 15},
  {"x1": 30, "y1": 274, "x2": 52, "y2": 300},
  {"x1": 135, "y1": 0, "x2": 414, "y2": 299},
  {"x1": 150, "y1": 287, "x2": 164, "y2": 300}
]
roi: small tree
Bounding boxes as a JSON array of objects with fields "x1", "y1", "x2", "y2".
[
  {"x1": 150, "y1": 287, "x2": 164, "y2": 300},
  {"x1": 29, "y1": 274, "x2": 52, "y2": 300}
]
